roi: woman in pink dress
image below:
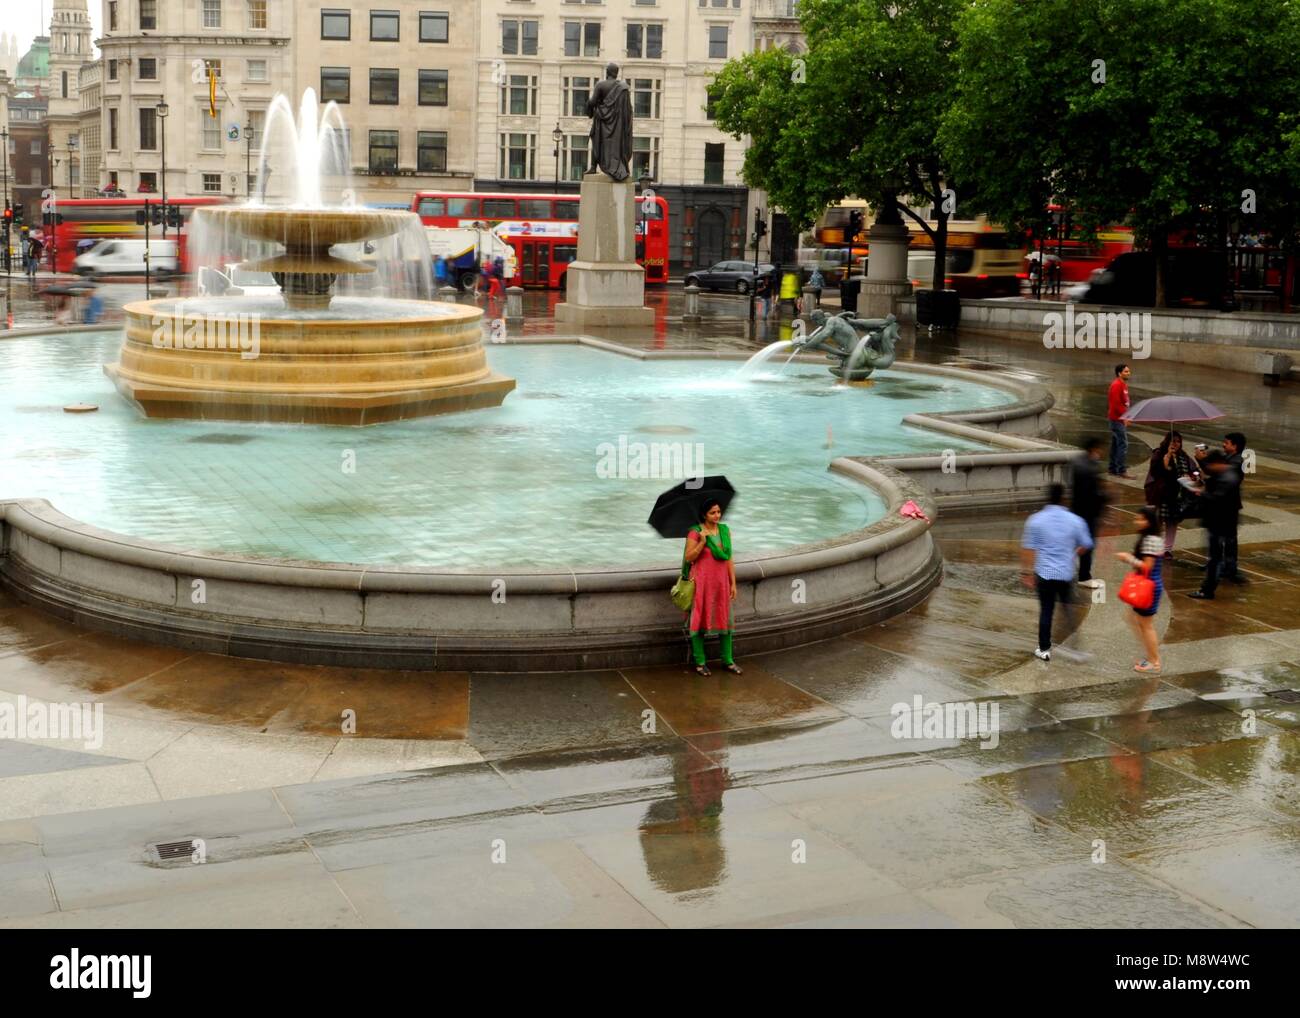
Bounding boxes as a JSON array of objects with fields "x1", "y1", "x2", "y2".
[{"x1": 682, "y1": 500, "x2": 741, "y2": 676}]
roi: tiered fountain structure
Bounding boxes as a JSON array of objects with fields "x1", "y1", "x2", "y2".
[{"x1": 105, "y1": 90, "x2": 514, "y2": 425}]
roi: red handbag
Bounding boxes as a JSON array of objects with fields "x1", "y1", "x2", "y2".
[{"x1": 1118, "y1": 570, "x2": 1155, "y2": 610}]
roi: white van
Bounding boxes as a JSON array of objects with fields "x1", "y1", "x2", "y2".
[{"x1": 74, "y1": 238, "x2": 179, "y2": 279}]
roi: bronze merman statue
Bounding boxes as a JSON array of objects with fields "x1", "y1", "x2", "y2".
[{"x1": 794, "y1": 310, "x2": 900, "y2": 381}]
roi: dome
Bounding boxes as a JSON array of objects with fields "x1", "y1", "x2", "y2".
[{"x1": 17, "y1": 36, "x2": 50, "y2": 81}]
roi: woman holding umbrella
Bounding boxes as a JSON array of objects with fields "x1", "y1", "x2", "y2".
[
  {"x1": 1143, "y1": 431, "x2": 1198, "y2": 556},
  {"x1": 683, "y1": 500, "x2": 741, "y2": 677}
]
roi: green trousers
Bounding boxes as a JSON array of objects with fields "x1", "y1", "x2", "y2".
[{"x1": 690, "y1": 633, "x2": 734, "y2": 667}]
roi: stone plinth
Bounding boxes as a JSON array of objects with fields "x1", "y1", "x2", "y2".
[
  {"x1": 554, "y1": 172, "x2": 654, "y2": 329},
  {"x1": 861, "y1": 220, "x2": 913, "y2": 319}
]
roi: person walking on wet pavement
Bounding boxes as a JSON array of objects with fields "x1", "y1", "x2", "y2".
[
  {"x1": 1021, "y1": 484, "x2": 1094, "y2": 661},
  {"x1": 1072, "y1": 437, "x2": 1108, "y2": 588},
  {"x1": 1107, "y1": 363, "x2": 1134, "y2": 478},
  {"x1": 1115, "y1": 506, "x2": 1164, "y2": 673},
  {"x1": 1222, "y1": 432, "x2": 1248, "y2": 582},
  {"x1": 1188, "y1": 450, "x2": 1243, "y2": 600}
]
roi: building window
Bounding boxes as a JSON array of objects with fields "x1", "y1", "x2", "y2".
[
  {"x1": 202, "y1": 110, "x2": 223, "y2": 149},
  {"x1": 632, "y1": 135, "x2": 659, "y2": 179},
  {"x1": 69, "y1": 160, "x2": 80, "y2": 187},
  {"x1": 246, "y1": 109, "x2": 265, "y2": 148},
  {"x1": 369, "y1": 130, "x2": 398, "y2": 173},
  {"x1": 139, "y1": 106, "x2": 157, "y2": 150},
  {"x1": 635, "y1": 0, "x2": 656, "y2": 5},
  {"x1": 562, "y1": 76, "x2": 592, "y2": 116},
  {"x1": 139, "y1": 0, "x2": 157, "y2": 31},
  {"x1": 626, "y1": 24, "x2": 662, "y2": 58},
  {"x1": 202, "y1": 0, "x2": 221, "y2": 28},
  {"x1": 139, "y1": 171, "x2": 157, "y2": 192},
  {"x1": 247, "y1": 0, "x2": 267, "y2": 30},
  {"x1": 502, "y1": 19, "x2": 538, "y2": 55},
  {"x1": 500, "y1": 74, "x2": 538, "y2": 116},
  {"x1": 109, "y1": 2, "x2": 118, "y2": 30},
  {"x1": 108, "y1": 108, "x2": 119, "y2": 149},
  {"x1": 420, "y1": 11, "x2": 449, "y2": 43},
  {"x1": 321, "y1": 9, "x2": 350, "y2": 39},
  {"x1": 704, "y1": 142, "x2": 724, "y2": 183},
  {"x1": 500, "y1": 133, "x2": 535, "y2": 180},
  {"x1": 705, "y1": 86, "x2": 718, "y2": 120},
  {"x1": 417, "y1": 131, "x2": 447, "y2": 172},
  {"x1": 563, "y1": 135, "x2": 588, "y2": 180},
  {"x1": 320, "y1": 67, "x2": 351, "y2": 103},
  {"x1": 138, "y1": 57, "x2": 157, "y2": 80},
  {"x1": 564, "y1": 22, "x2": 600, "y2": 57},
  {"x1": 205, "y1": 59, "x2": 223, "y2": 80},
  {"x1": 30, "y1": 139, "x2": 42, "y2": 155},
  {"x1": 628, "y1": 78, "x2": 661, "y2": 119},
  {"x1": 418, "y1": 69, "x2": 449, "y2": 106},
  {"x1": 370, "y1": 69, "x2": 399, "y2": 105},
  {"x1": 708, "y1": 25, "x2": 728, "y2": 58},
  {"x1": 247, "y1": 58, "x2": 267, "y2": 82},
  {"x1": 203, "y1": 172, "x2": 222, "y2": 193},
  {"x1": 371, "y1": 10, "x2": 400, "y2": 41},
  {"x1": 62, "y1": 71, "x2": 69, "y2": 98},
  {"x1": 108, "y1": 59, "x2": 118, "y2": 80}
]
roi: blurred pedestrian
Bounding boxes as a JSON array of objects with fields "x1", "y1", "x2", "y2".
[
  {"x1": 1188, "y1": 450, "x2": 1242, "y2": 600},
  {"x1": 1115, "y1": 506, "x2": 1164, "y2": 673},
  {"x1": 26, "y1": 235, "x2": 43, "y2": 280},
  {"x1": 754, "y1": 270, "x2": 772, "y2": 318},
  {"x1": 1072, "y1": 437, "x2": 1109, "y2": 587},
  {"x1": 1107, "y1": 363, "x2": 1133, "y2": 478},
  {"x1": 1143, "y1": 431, "x2": 1197, "y2": 556},
  {"x1": 1222, "y1": 432, "x2": 1248, "y2": 582},
  {"x1": 808, "y1": 267, "x2": 825, "y2": 305},
  {"x1": 1021, "y1": 483, "x2": 1094, "y2": 661}
]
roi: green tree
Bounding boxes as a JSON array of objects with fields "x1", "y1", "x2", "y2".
[
  {"x1": 711, "y1": 0, "x2": 965, "y2": 291},
  {"x1": 942, "y1": 0, "x2": 1300, "y2": 305}
]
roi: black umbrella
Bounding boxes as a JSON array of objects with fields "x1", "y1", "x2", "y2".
[{"x1": 648, "y1": 476, "x2": 737, "y2": 538}]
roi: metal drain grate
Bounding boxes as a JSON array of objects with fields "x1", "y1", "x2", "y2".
[
  {"x1": 1264, "y1": 689, "x2": 1300, "y2": 703},
  {"x1": 151, "y1": 839, "x2": 199, "y2": 861}
]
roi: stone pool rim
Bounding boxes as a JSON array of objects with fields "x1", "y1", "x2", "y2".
[{"x1": 0, "y1": 331, "x2": 1056, "y2": 671}]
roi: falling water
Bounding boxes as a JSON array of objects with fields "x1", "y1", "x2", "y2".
[
  {"x1": 736, "y1": 340, "x2": 794, "y2": 380},
  {"x1": 253, "y1": 88, "x2": 354, "y2": 208}
]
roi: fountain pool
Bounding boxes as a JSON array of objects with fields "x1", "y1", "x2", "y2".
[{"x1": 2, "y1": 333, "x2": 1008, "y2": 569}]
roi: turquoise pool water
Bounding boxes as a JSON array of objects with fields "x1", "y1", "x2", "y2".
[{"x1": 1, "y1": 332, "x2": 1006, "y2": 568}]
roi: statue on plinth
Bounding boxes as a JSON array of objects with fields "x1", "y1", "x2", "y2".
[{"x1": 586, "y1": 62, "x2": 634, "y2": 181}]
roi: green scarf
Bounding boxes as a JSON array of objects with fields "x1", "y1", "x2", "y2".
[{"x1": 680, "y1": 523, "x2": 732, "y2": 578}]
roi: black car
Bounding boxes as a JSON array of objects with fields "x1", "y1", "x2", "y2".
[{"x1": 684, "y1": 261, "x2": 776, "y2": 294}]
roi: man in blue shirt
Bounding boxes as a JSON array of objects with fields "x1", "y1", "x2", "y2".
[{"x1": 1021, "y1": 484, "x2": 1094, "y2": 661}]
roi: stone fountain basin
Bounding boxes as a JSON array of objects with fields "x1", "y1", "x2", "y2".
[{"x1": 196, "y1": 206, "x2": 413, "y2": 249}]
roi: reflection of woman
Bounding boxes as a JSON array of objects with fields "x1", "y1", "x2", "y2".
[
  {"x1": 1115, "y1": 506, "x2": 1164, "y2": 674},
  {"x1": 682, "y1": 500, "x2": 741, "y2": 677},
  {"x1": 1143, "y1": 431, "x2": 1196, "y2": 555}
]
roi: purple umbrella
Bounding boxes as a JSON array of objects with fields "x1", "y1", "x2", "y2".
[{"x1": 1123, "y1": 395, "x2": 1225, "y2": 424}]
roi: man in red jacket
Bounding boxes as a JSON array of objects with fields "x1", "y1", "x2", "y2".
[{"x1": 1107, "y1": 363, "x2": 1134, "y2": 478}]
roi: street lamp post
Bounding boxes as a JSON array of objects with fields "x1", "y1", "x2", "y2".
[
  {"x1": 156, "y1": 100, "x2": 169, "y2": 241},
  {"x1": 50, "y1": 152, "x2": 61, "y2": 274},
  {"x1": 552, "y1": 123, "x2": 563, "y2": 184},
  {"x1": 245, "y1": 121, "x2": 254, "y2": 198},
  {"x1": 1, "y1": 126, "x2": 9, "y2": 279}
]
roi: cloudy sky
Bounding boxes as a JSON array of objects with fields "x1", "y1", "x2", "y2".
[{"x1": 11, "y1": 2, "x2": 103, "y2": 61}]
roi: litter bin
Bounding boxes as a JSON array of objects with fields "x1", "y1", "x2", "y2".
[
  {"x1": 839, "y1": 276, "x2": 862, "y2": 314},
  {"x1": 916, "y1": 288, "x2": 960, "y2": 328}
]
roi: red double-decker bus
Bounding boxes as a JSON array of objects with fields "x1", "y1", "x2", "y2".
[
  {"x1": 44, "y1": 196, "x2": 228, "y2": 274},
  {"x1": 412, "y1": 190, "x2": 669, "y2": 289}
]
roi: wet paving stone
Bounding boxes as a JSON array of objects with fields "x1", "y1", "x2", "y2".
[
  {"x1": 1021, "y1": 677, "x2": 1200, "y2": 720},
  {"x1": 1062, "y1": 698, "x2": 1280, "y2": 754},
  {"x1": 983, "y1": 754, "x2": 1283, "y2": 857},
  {"x1": 0, "y1": 602, "x2": 98, "y2": 660},
  {"x1": 922, "y1": 722, "x2": 1129, "y2": 779},
  {"x1": 915, "y1": 860, "x2": 1237, "y2": 929},
  {"x1": 618, "y1": 662, "x2": 842, "y2": 737},
  {"x1": 851, "y1": 616, "x2": 1030, "y2": 679},
  {"x1": 1126, "y1": 824, "x2": 1300, "y2": 928},
  {"x1": 908, "y1": 585, "x2": 1057, "y2": 638},
  {"x1": 1146, "y1": 733, "x2": 1300, "y2": 818},
  {"x1": 753, "y1": 637, "x2": 999, "y2": 719},
  {"x1": 1160, "y1": 596, "x2": 1278, "y2": 644},
  {"x1": 260, "y1": 670, "x2": 470, "y2": 740},
  {"x1": 466, "y1": 670, "x2": 655, "y2": 758},
  {"x1": 0, "y1": 630, "x2": 192, "y2": 702},
  {"x1": 1163, "y1": 658, "x2": 1300, "y2": 696},
  {"x1": 929, "y1": 559, "x2": 1027, "y2": 598}
]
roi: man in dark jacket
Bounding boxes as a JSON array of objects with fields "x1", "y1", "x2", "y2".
[
  {"x1": 1188, "y1": 451, "x2": 1242, "y2": 600},
  {"x1": 1071, "y1": 437, "x2": 1108, "y2": 587},
  {"x1": 1222, "y1": 432, "x2": 1248, "y2": 583}
]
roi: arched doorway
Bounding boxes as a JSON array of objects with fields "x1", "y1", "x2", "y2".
[{"x1": 695, "y1": 208, "x2": 726, "y2": 268}]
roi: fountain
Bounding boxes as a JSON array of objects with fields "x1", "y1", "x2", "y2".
[{"x1": 103, "y1": 90, "x2": 515, "y2": 425}]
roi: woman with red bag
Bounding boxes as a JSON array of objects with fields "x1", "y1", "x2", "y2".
[{"x1": 1115, "y1": 506, "x2": 1164, "y2": 673}]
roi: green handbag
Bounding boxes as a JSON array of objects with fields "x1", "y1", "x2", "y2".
[{"x1": 670, "y1": 556, "x2": 695, "y2": 610}]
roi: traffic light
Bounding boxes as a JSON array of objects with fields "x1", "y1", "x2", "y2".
[
  {"x1": 166, "y1": 204, "x2": 181, "y2": 229},
  {"x1": 41, "y1": 211, "x2": 64, "y2": 227},
  {"x1": 3, "y1": 204, "x2": 11, "y2": 223},
  {"x1": 754, "y1": 208, "x2": 767, "y2": 238},
  {"x1": 11, "y1": 203, "x2": 23, "y2": 224}
]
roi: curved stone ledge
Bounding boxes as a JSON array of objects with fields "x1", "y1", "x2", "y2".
[{"x1": 0, "y1": 331, "x2": 1059, "y2": 670}]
